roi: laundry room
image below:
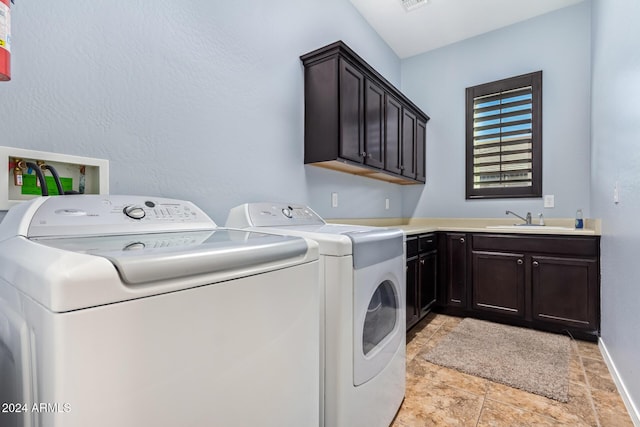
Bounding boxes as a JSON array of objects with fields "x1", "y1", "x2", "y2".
[{"x1": 0, "y1": 0, "x2": 639, "y2": 426}]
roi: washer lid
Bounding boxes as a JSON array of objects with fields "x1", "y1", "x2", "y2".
[
  {"x1": 0, "y1": 196, "x2": 318, "y2": 312},
  {"x1": 32, "y1": 229, "x2": 309, "y2": 285}
]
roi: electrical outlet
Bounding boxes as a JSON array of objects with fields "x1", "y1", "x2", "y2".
[
  {"x1": 544, "y1": 195, "x2": 555, "y2": 208},
  {"x1": 331, "y1": 192, "x2": 338, "y2": 208}
]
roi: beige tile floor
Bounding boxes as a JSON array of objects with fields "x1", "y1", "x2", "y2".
[{"x1": 392, "y1": 313, "x2": 635, "y2": 426}]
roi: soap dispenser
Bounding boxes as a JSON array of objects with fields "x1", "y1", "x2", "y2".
[{"x1": 575, "y1": 209, "x2": 584, "y2": 229}]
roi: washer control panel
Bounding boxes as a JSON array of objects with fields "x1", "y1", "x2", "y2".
[
  {"x1": 227, "y1": 202, "x2": 325, "y2": 227},
  {"x1": 24, "y1": 195, "x2": 216, "y2": 238}
]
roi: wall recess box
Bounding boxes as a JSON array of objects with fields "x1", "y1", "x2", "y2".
[{"x1": 1, "y1": 146, "x2": 109, "y2": 210}]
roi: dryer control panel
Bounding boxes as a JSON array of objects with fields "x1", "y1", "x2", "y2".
[{"x1": 227, "y1": 202, "x2": 325, "y2": 228}]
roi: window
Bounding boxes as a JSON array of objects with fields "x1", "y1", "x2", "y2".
[{"x1": 465, "y1": 71, "x2": 542, "y2": 199}]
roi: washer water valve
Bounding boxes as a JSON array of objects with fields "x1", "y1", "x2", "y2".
[{"x1": 12, "y1": 158, "x2": 24, "y2": 186}]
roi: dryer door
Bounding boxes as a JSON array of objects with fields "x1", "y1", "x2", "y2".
[{"x1": 352, "y1": 254, "x2": 405, "y2": 386}]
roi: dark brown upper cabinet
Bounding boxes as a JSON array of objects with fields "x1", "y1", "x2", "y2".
[
  {"x1": 365, "y1": 79, "x2": 385, "y2": 170},
  {"x1": 384, "y1": 94, "x2": 402, "y2": 175},
  {"x1": 301, "y1": 41, "x2": 430, "y2": 185}
]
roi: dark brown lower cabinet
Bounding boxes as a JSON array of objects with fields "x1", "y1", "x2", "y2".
[
  {"x1": 472, "y1": 251, "x2": 525, "y2": 318},
  {"x1": 406, "y1": 233, "x2": 438, "y2": 331},
  {"x1": 443, "y1": 233, "x2": 468, "y2": 308},
  {"x1": 436, "y1": 232, "x2": 600, "y2": 340},
  {"x1": 531, "y1": 255, "x2": 599, "y2": 331},
  {"x1": 405, "y1": 255, "x2": 419, "y2": 329},
  {"x1": 419, "y1": 249, "x2": 437, "y2": 317}
]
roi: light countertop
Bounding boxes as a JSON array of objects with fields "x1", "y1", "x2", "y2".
[{"x1": 326, "y1": 217, "x2": 600, "y2": 236}]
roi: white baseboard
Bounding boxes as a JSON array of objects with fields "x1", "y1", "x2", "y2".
[{"x1": 599, "y1": 338, "x2": 640, "y2": 426}]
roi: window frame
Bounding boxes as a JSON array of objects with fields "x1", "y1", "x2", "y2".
[{"x1": 465, "y1": 71, "x2": 542, "y2": 199}]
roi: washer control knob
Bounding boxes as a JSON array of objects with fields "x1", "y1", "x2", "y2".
[
  {"x1": 282, "y1": 207, "x2": 293, "y2": 218},
  {"x1": 123, "y1": 205, "x2": 146, "y2": 220}
]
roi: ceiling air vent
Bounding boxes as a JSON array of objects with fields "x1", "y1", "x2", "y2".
[{"x1": 400, "y1": 0, "x2": 429, "y2": 12}]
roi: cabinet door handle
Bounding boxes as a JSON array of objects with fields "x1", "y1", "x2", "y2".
[
  {"x1": 533, "y1": 261, "x2": 539, "y2": 267},
  {"x1": 420, "y1": 259, "x2": 425, "y2": 265},
  {"x1": 361, "y1": 151, "x2": 366, "y2": 157},
  {"x1": 517, "y1": 259, "x2": 523, "y2": 265},
  {"x1": 459, "y1": 237, "x2": 465, "y2": 243}
]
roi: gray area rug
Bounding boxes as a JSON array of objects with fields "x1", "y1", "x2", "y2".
[{"x1": 424, "y1": 318, "x2": 570, "y2": 402}]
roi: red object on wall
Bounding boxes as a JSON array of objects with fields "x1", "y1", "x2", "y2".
[{"x1": 0, "y1": 0, "x2": 10, "y2": 81}]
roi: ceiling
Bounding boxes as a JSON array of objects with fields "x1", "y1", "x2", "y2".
[{"x1": 349, "y1": 0, "x2": 585, "y2": 58}]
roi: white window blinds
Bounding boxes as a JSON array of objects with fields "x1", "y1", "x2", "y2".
[{"x1": 472, "y1": 86, "x2": 533, "y2": 189}]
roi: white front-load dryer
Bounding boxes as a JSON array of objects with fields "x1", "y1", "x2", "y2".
[
  {"x1": 226, "y1": 202, "x2": 406, "y2": 427},
  {"x1": 0, "y1": 195, "x2": 320, "y2": 427}
]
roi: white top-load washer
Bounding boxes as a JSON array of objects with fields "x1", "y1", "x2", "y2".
[
  {"x1": 226, "y1": 203, "x2": 406, "y2": 427},
  {"x1": 0, "y1": 195, "x2": 320, "y2": 427}
]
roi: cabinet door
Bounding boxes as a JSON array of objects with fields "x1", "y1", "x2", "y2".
[
  {"x1": 406, "y1": 256, "x2": 420, "y2": 330},
  {"x1": 364, "y1": 79, "x2": 385, "y2": 169},
  {"x1": 416, "y1": 118, "x2": 426, "y2": 182},
  {"x1": 444, "y1": 233, "x2": 467, "y2": 308},
  {"x1": 531, "y1": 256, "x2": 599, "y2": 330},
  {"x1": 339, "y1": 59, "x2": 364, "y2": 163},
  {"x1": 384, "y1": 94, "x2": 402, "y2": 175},
  {"x1": 419, "y1": 250, "x2": 438, "y2": 316},
  {"x1": 472, "y1": 251, "x2": 525, "y2": 318},
  {"x1": 401, "y1": 109, "x2": 417, "y2": 178}
]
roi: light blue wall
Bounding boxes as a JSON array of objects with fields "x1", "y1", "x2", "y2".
[
  {"x1": 0, "y1": 0, "x2": 402, "y2": 223},
  {"x1": 1, "y1": 0, "x2": 638, "y2": 417},
  {"x1": 591, "y1": 0, "x2": 640, "y2": 418},
  {"x1": 400, "y1": 3, "x2": 592, "y2": 220}
]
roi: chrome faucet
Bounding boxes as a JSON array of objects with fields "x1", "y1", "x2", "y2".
[{"x1": 505, "y1": 210, "x2": 532, "y2": 224}]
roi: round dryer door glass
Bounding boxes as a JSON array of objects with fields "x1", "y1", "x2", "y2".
[{"x1": 362, "y1": 280, "x2": 398, "y2": 355}]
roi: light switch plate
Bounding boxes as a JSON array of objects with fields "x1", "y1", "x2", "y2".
[{"x1": 544, "y1": 195, "x2": 555, "y2": 208}]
